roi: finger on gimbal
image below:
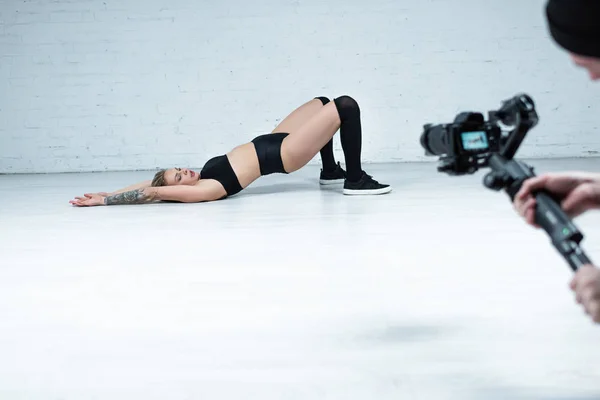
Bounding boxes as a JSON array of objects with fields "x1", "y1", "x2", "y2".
[
  {"x1": 520, "y1": 196, "x2": 536, "y2": 213},
  {"x1": 561, "y1": 183, "x2": 594, "y2": 217},
  {"x1": 516, "y1": 175, "x2": 550, "y2": 200},
  {"x1": 525, "y1": 207, "x2": 535, "y2": 225},
  {"x1": 525, "y1": 208, "x2": 542, "y2": 228}
]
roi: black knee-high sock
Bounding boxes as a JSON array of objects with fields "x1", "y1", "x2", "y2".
[
  {"x1": 314, "y1": 96, "x2": 338, "y2": 171},
  {"x1": 333, "y1": 95, "x2": 363, "y2": 181},
  {"x1": 319, "y1": 139, "x2": 337, "y2": 171}
]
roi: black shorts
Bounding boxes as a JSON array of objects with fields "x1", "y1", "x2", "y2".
[{"x1": 251, "y1": 132, "x2": 290, "y2": 175}]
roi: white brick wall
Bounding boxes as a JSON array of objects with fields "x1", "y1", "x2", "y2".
[{"x1": 2, "y1": 0, "x2": 600, "y2": 174}]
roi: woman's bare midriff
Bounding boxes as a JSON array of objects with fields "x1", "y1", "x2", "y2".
[{"x1": 226, "y1": 142, "x2": 261, "y2": 189}]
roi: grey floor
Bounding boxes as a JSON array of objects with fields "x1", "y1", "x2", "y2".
[{"x1": 2, "y1": 158, "x2": 600, "y2": 400}]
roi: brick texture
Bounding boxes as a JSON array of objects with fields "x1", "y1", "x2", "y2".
[{"x1": 2, "y1": 0, "x2": 600, "y2": 173}]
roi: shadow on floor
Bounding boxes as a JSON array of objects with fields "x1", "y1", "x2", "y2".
[
  {"x1": 353, "y1": 322, "x2": 600, "y2": 400},
  {"x1": 231, "y1": 181, "x2": 340, "y2": 197}
]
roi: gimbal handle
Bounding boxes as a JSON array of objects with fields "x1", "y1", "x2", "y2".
[
  {"x1": 484, "y1": 154, "x2": 591, "y2": 272},
  {"x1": 533, "y1": 191, "x2": 591, "y2": 271}
]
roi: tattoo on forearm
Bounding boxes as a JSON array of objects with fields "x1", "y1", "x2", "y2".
[{"x1": 104, "y1": 189, "x2": 157, "y2": 205}]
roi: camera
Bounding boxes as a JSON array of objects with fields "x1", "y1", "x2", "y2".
[
  {"x1": 420, "y1": 112, "x2": 501, "y2": 175},
  {"x1": 420, "y1": 94, "x2": 536, "y2": 175},
  {"x1": 419, "y1": 93, "x2": 591, "y2": 272}
]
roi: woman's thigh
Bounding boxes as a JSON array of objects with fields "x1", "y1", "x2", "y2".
[{"x1": 280, "y1": 102, "x2": 341, "y2": 172}]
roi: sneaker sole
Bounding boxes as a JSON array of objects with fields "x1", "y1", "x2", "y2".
[
  {"x1": 343, "y1": 186, "x2": 392, "y2": 195},
  {"x1": 319, "y1": 178, "x2": 345, "y2": 185}
]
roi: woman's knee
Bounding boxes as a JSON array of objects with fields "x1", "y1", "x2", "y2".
[{"x1": 333, "y1": 95, "x2": 360, "y2": 121}]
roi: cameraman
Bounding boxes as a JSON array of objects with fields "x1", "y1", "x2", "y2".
[{"x1": 514, "y1": 0, "x2": 600, "y2": 323}]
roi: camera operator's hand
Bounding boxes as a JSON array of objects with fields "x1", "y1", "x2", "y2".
[
  {"x1": 514, "y1": 172, "x2": 600, "y2": 227},
  {"x1": 571, "y1": 265, "x2": 600, "y2": 324}
]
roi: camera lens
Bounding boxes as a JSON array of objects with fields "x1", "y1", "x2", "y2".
[{"x1": 420, "y1": 124, "x2": 450, "y2": 156}]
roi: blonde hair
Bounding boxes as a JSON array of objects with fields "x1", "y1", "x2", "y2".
[{"x1": 151, "y1": 169, "x2": 167, "y2": 187}]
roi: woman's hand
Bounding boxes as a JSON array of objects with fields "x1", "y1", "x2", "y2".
[{"x1": 69, "y1": 193, "x2": 107, "y2": 207}]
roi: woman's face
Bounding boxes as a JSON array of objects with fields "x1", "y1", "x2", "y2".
[{"x1": 163, "y1": 167, "x2": 200, "y2": 186}]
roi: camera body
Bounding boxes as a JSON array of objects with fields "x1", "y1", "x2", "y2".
[
  {"x1": 420, "y1": 93, "x2": 538, "y2": 175},
  {"x1": 420, "y1": 112, "x2": 502, "y2": 175}
]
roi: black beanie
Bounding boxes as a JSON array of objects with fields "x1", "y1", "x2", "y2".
[{"x1": 546, "y1": 0, "x2": 600, "y2": 57}]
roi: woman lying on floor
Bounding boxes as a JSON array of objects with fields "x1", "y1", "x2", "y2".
[{"x1": 69, "y1": 95, "x2": 392, "y2": 207}]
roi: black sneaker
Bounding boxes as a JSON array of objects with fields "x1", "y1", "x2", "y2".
[
  {"x1": 343, "y1": 171, "x2": 392, "y2": 195},
  {"x1": 319, "y1": 162, "x2": 346, "y2": 185}
]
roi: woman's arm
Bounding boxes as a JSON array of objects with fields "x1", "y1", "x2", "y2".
[
  {"x1": 103, "y1": 187, "x2": 158, "y2": 205},
  {"x1": 71, "y1": 180, "x2": 227, "y2": 207},
  {"x1": 106, "y1": 184, "x2": 225, "y2": 204}
]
